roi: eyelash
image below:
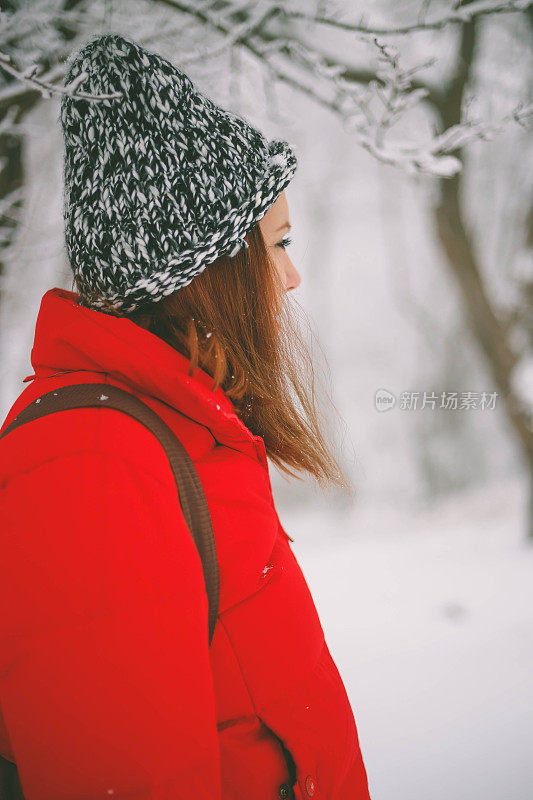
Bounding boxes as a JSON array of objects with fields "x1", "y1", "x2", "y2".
[{"x1": 277, "y1": 236, "x2": 292, "y2": 250}]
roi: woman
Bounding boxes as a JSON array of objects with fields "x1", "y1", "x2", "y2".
[{"x1": 0, "y1": 34, "x2": 371, "y2": 800}]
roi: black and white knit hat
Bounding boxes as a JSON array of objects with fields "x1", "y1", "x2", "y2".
[{"x1": 60, "y1": 33, "x2": 297, "y2": 315}]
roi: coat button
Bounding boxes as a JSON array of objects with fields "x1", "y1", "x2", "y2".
[
  {"x1": 278, "y1": 784, "x2": 291, "y2": 799},
  {"x1": 305, "y1": 774, "x2": 316, "y2": 797}
]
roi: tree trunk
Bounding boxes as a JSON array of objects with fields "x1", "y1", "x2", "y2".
[{"x1": 430, "y1": 16, "x2": 533, "y2": 539}]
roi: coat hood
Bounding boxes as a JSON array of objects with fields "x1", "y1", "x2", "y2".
[{"x1": 27, "y1": 287, "x2": 257, "y2": 453}]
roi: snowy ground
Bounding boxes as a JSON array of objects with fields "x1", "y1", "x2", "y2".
[{"x1": 280, "y1": 478, "x2": 533, "y2": 800}]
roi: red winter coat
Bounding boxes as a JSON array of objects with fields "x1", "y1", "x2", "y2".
[{"x1": 0, "y1": 287, "x2": 371, "y2": 800}]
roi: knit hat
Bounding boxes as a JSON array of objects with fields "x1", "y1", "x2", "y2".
[{"x1": 60, "y1": 33, "x2": 297, "y2": 315}]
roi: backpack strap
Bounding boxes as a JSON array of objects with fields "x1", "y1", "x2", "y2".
[{"x1": 0, "y1": 382, "x2": 220, "y2": 645}]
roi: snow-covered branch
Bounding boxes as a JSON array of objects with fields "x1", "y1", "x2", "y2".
[
  {"x1": 178, "y1": 4, "x2": 280, "y2": 65},
  {"x1": 345, "y1": 39, "x2": 532, "y2": 175},
  {"x1": 252, "y1": 32, "x2": 531, "y2": 176},
  {"x1": 1, "y1": 0, "x2": 531, "y2": 176},
  {"x1": 282, "y1": 0, "x2": 532, "y2": 37},
  {"x1": 0, "y1": 49, "x2": 123, "y2": 102}
]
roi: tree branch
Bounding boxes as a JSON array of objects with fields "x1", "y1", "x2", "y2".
[
  {"x1": 0, "y1": 49, "x2": 123, "y2": 102},
  {"x1": 283, "y1": 0, "x2": 532, "y2": 36}
]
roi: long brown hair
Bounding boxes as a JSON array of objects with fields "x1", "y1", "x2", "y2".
[{"x1": 73, "y1": 224, "x2": 353, "y2": 492}]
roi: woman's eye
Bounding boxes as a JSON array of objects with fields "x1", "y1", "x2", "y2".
[{"x1": 277, "y1": 236, "x2": 292, "y2": 250}]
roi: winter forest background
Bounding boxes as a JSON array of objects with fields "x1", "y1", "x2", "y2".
[{"x1": 1, "y1": 1, "x2": 532, "y2": 798}]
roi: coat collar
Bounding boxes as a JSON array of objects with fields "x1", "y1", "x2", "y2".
[{"x1": 29, "y1": 288, "x2": 257, "y2": 454}]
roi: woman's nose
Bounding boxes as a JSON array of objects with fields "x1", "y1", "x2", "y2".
[{"x1": 285, "y1": 260, "x2": 301, "y2": 291}]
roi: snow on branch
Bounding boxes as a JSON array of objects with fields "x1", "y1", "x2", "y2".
[
  {"x1": 178, "y1": 3, "x2": 280, "y2": 64},
  {"x1": 348, "y1": 39, "x2": 532, "y2": 175},
  {"x1": 282, "y1": 0, "x2": 532, "y2": 37},
  {"x1": 0, "y1": 49, "x2": 123, "y2": 103},
  {"x1": 257, "y1": 34, "x2": 532, "y2": 176},
  {"x1": 1, "y1": 0, "x2": 531, "y2": 176}
]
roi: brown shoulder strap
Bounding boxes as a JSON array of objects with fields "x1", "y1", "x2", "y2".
[{"x1": 0, "y1": 383, "x2": 220, "y2": 646}]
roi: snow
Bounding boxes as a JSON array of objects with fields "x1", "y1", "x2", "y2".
[{"x1": 281, "y1": 478, "x2": 533, "y2": 800}]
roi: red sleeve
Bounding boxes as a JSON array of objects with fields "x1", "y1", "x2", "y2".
[{"x1": 0, "y1": 449, "x2": 221, "y2": 800}]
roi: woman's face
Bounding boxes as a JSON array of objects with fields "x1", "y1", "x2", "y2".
[{"x1": 259, "y1": 191, "x2": 301, "y2": 292}]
